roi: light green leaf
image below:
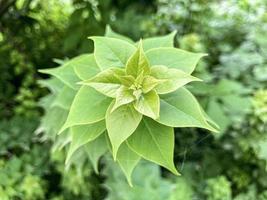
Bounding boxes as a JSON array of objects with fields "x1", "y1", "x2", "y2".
[
  {"x1": 105, "y1": 25, "x2": 135, "y2": 44},
  {"x1": 39, "y1": 94, "x2": 56, "y2": 110},
  {"x1": 38, "y1": 78, "x2": 64, "y2": 94},
  {"x1": 127, "y1": 117, "x2": 179, "y2": 175},
  {"x1": 90, "y1": 36, "x2": 136, "y2": 70},
  {"x1": 126, "y1": 40, "x2": 150, "y2": 78},
  {"x1": 116, "y1": 143, "x2": 141, "y2": 186},
  {"x1": 105, "y1": 131, "x2": 113, "y2": 151},
  {"x1": 111, "y1": 86, "x2": 135, "y2": 112},
  {"x1": 146, "y1": 47, "x2": 206, "y2": 74},
  {"x1": 199, "y1": 105, "x2": 220, "y2": 131},
  {"x1": 103, "y1": 160, "x2": 173, "y2": 199},
  {"x1": 134, "y1": 90, "x2": 160, "y2": 119},
  {"x1": 51, "y1": 86, "x2": 77, "y2": 110},
  {"x1": 142, "y1": 75, "x2": 164, "y2": 93},
  {"x1": 66, "y1": 121, "x2": 106, "y2": 164},
  {"x1": 64, "y1": 146, "x2": 88, "y2": 170},
  {"x1": 52, "y1": 129, "x2": 72, "y2": 152},
  {"x1": 134, "y1": 70, "x2": 145, "y2": 86},
  {"x1": 60, "y1": 86, "x2": 112, "y2": 133},
  {"x1": 74, "y1": 54, "x2": 100, "y2": 80},
  {"x1": 106, "y1": 101, "x2": 142, "y2": 159},
  {"x1": 132, "y1": 89, "x2": 143, "y2": 100},
  {"x1": 117, "y1": 75, "x2": 135, "y2": 87},
  {"x1": 157, "y1": 87, "x2": 218, "y2": 132},
  {"x1": 81, "y1": 68, "x2": 125, "y2": 98},
  {"x1": 39, "y1": 106, "x2": 69, "y2": 140},
  {"x1": 39, "y1": 55, "x2": 87, "y2": 89},
  {"x1": 84, "y1": 133, "x2": 108, "y2": 174},
  {"x1": 142, "y1": 31, "x2": 177, "y2": 51},
  {"x1": 151, "y1": 65, "x2": 201, "y2": 94}
]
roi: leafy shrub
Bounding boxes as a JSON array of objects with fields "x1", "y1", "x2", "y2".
[
  {"x1": 1, "y1": 0, "x2": 267, "y2": 199},
  {"x1": 0, "y1": 115, "x2": 105, "y2": 199},
  {"x1": 204, "y1": 176, "x2": 232, "y2": 200},
  {"x1": 39, "y1": 26, "x2": 219, "y2": 185}
]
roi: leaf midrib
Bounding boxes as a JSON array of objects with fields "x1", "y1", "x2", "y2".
[
  {"x1": 160, "y1": 99, "x2": 201, "y2": 125},
  {"x1": 143, "y1": 118, "x2": 172, "y2": 167}
]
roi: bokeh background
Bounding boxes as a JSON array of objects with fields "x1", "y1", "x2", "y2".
[{"x1": 0, "y1": 0, "x2": 267, "y2": 199}]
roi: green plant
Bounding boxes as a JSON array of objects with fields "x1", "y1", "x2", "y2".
[
  {"x1": 253, "y1": 89, "x2": 267, "y2": 124},
  {"x1": 104, "y1": 161, "x2": 174, "y2": 200},
  {"x1": 1, "y1": 0, "x2": 267, "y2": 198},
  {"x1": 0, "y1": 114, "x2": 106, "y2": 200},
  {"x1": 39, "y1": 26, "x2": 219, "y2": 185},
  {"x1": 104, "y1": 160, "x2": 194, "y2": 200},
  {"x1": 204, "y1": 176, "x2": 232, "y2": 200}
]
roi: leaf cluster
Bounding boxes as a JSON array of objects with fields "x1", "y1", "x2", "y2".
[{"x1": 39, "y1": 26, "x2": 219, "y2": 185}]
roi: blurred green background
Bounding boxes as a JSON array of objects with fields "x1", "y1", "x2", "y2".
[{"x1": 0, "y1": 0, "x2": 267, "y2": 199}]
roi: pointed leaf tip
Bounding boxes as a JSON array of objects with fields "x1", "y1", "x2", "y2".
[
  {"x1": 66, "y1": 122, "x2": 105, "y2": 165},
  {"x1": 85, "y1": 133, "x2": 108, "y2": 174},
  {"x1": 146, "y1": 48, "x2": 207, "y2": 74},
  {"x1": 157, "y1": 87, "x2": 220, "y2": 133},
  {"x1": 106, "y1": 102, "x2": 142, "y2": 159},
  {"x1": 105, "y1": 25, "x2": 134, "y2": 44},
  {"x1": 126, "y1": 40, "x2": 150, "y2": 78},
  {"x1": 134, "y1": 90, "x2": 160, "y2": 119},
  {"x1": 151, "y1": 65, "x2": 201, "y2": 94},
  {"x1": 127, "y1": 117, "x2": 179, "y2": 175},
  {"x1": 116, "y1": 143, "x2": 140, "y2": 186},
  {"x1": 92, "y1": 36, "x2": 136, "y2": 70}
]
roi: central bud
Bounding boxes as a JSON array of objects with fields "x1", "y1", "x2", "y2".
[
  {"x1": 128, "y1": 73, "x2": 145, "y2": 100},
  {"x1": 129, "y1": 82, "x2": 142, "y2": 91}
]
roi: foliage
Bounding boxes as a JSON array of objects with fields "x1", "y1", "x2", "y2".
[
  {"x1": 0, "y1": 116, "x2": 38, "y2": 154},
  {"x1": 104, "y1": 160, "x2": 194, "y2": 200},
  {"x1": 204, "y1": 176, "x2": 232, "y2": 200},
  {"x1": 0, "y1": 0, "x2": 70, "y2": 118},
  {"x1": 144, "y1": 1, "x2": 267, "y2": 199},
  {"x1": 1, "y1": 0, "x2": 267, "y2": 199},
  {"x1": 253, "y1": 89, "x2": 267, "y2": 124},
  {"x1": 0, "y1": 0, "x2": 156, "y2": 119},
  {"x1": 0, "y1": 116, "x2": 47, "y2": 200},
  {"x1": 39, "y1": 27, "x2": 219, "y2": 185},
  {"x1": 0, "y1": 115, "x2": 105, "y2": 199}
]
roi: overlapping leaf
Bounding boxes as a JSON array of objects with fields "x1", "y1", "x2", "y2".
[
  {"x1": 84, "y1": 133, "x2": 108, "y2": 173},
  {"x1": 111, "y1": 86, "x2": 135, "y2": 112},
  {"x1": 134, "y1": 90, "x2": 160, "y2": 119},
  {"x1": 157, "y1": 87, "x2": 218, "y2": 132},
  {"x1": 39, "y1": 55, "x2": 86, "y2": 89},
  {"x1": 51, "y1": 86, "x2": 76, "y2": 110},
  {"x1": 142, "y1": 31, "x2": 177, "y2": 51},
  {"x1": 116, "y1": 143, "x2": 141, "y2": 186},
  {"x1": 60, "y1": 86, "x2": 112, "y2": 133},
  {"x1": 90, "y1": 36, "x2": 136, "y2": 70},
  {"x1": 146, "y1": 47, "x2": 207, "y2": 74},
  {"x1": 151, "y1": 65, "x2": 201, "y2": 94},
  {"x1": 66, "y1": 121, "x2": 106, "y2": 164},
  {"x1": 39, "y1": 29, "x2": 219, "y2": 185},
  {"x1": 105, "y1": 25, "x2": 135, "y2": 44},
  {"x1": 127, "y1": 117, "x2": 178, "y2": 175},
  {"x1": 80, "y1": 68, "x2": 125, "y2": 98},
  {"x1": 126, "y1": 41, "x2": 150, "y2": 78},
  {"x1": 74, "y1": 54, "x2": 100, "y2": 80},
  {"x1": 106, "y1": 101, "x2": 142, "y2": 159},
  {"x1": 142, "y1": 75, "x2": 164, "y2": 93}
]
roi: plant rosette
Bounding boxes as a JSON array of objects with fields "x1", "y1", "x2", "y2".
[{"x1": 39, "y1": 26, "x2": 219, "y2": 186}]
